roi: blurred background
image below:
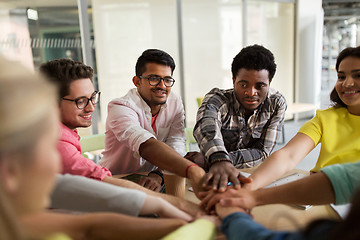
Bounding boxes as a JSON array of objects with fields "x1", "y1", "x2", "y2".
[{"x1": 0, "y1": 0, "x2": 359, "y2": 135}]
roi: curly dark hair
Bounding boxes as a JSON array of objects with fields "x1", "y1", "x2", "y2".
[
  {"x1": 330, "y1": 46, "x2": 360, "y2": 108},
  {"x1": 39, "y1": 58, "x2": 94, "y2": 99},
  {"x1": 135, "y1": 49, "x2": 175, "y2": 76},
  {"x1": 231, "y1": 44, "x2": 277, "y2": 81}
]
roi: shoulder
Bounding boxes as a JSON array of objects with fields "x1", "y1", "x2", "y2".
[
  {"x1": 204, "y1": 88, "x2": 234, "y2": 104},
  {"x1": 264, "y1": 88, "x2": 287, "y2": 112},
  {"x1": 59, "y1": 123, "x2": 78, "y2": 141},
  {"x1": 314, "y1": 107, "x2": 347, "y2": 119},
  {"x1": 108, "y1": 89, "x2": 142, "y2": 111},
  {"x1": 267, "y1": 88, "x2": 286, "y2": 105}
]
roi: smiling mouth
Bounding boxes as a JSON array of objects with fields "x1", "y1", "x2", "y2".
[
  {"x1": 81, "y1": 114, "x2": 92, "y2": 120},
  {"x1": 342, "y1": 90, "x2": 360, "y2": 96},
  {"x1": 152, "y1": 88, "x2": 167, "y2": 96}
]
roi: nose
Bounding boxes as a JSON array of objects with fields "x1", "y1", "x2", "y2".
[
  {"x1": 84, "y1": 100, "x2": 95, "y2": 112},
  {"x1": 343, "y1": 76, "x2": 355, "y2": 87},
  {"x1": 245, "y1": 87, "x2": 257, "y2": 97},
  {"x1": 156, "y1": 79, "x2": 167, "y2": 88}
]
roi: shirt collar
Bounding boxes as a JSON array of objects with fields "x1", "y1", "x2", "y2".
[{"x1": 135, "y1": 89, "x2": 168, "y2": 114}]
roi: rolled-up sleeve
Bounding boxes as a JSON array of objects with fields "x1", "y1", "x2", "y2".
[
  {"x1": 51, "y1": 174, "x2": 146, "y2": 216},
  {"x1": 59, "y1": 139, "x2": 111, "y2": 181}
]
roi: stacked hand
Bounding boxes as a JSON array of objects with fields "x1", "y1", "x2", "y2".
[
  {"x1": 202, "y1": 161, "x2": 252, "y2": 192},
  {"x1": 199, "y1": 187, "x2": 257, "y2": 213}
]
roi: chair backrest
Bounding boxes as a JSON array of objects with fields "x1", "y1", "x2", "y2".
[
  {"x1": 196, "y1": 96, "x2": 204, "y2": 107},
  {"x1": 185, "y1": 127, "x2": 197, "y2": 152},
  {"x1": 80, "y1": 133, "x2": 105, "y2": 153}
]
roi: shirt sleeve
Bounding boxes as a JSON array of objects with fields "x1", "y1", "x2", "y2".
[
  {"x1": 58, "y1": 139, "x2": 111, "y2": 181},
  {"x1": 321, "y1": 161, "x2": 360, "y2": 205},
  {"x1": 298, "y1": 111, "x2": 322, "y2": 146},
  {"x1": 221, "y1": 212, "x2": 302, "y2": 240},
  {"x1": 194, "y1": 89, "x2": 233, "y2": 166},
  {"x1": 51, "y1": 174, "x2": 146, "y2": 216},
  {"x1": 107, "y1": 101, "x2": 155, "y2": 155},
  {"x1": 161, "y1": 219, "x2": 216, "y2": 240},
  {"x1": 229, "y1": 95, "x2": 287, "y2": 168},
  {"x1": 164, "y1": 96, "x2": 186, "y2": 157}
]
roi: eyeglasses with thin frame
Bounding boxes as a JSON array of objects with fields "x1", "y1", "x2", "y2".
[
  {"x1": 62, "y1": 91, "x2": 101, "y2": 109},
  {"x1": 139, "y1": 75, "x2": 175, "y2": 87}
]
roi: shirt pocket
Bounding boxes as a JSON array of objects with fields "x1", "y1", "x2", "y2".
[
  {"x1": 157, "y1": 126, "x2": 170, "y2": 141},
  {"x1": 221, "y1": 128, "x2": 240, "y2": 149}
]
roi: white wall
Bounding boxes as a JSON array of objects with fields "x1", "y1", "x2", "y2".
[
  {"x1": 92, "y1": 0, "x2": 180, "y2": 125},
  {"x1": 295, "y1": 0, "x2": 323, "y2": 109}
]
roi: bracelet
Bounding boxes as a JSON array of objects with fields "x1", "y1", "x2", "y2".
[
  {"x1": 148, "y1": 170, "x2": 164, "y2": 185},
  {"x1": 185, "y1": 163, "x2": 198, "y2": 178}
]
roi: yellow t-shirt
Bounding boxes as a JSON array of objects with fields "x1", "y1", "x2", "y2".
[{"x1": 298, "y1": 107, "x2": 360, "y2": 172}]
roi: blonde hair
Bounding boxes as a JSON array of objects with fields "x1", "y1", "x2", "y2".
[
  {"x1": 0, "y1": 57, "x2": 57, "y2": 240},
  {"x1": 0, "y1": 58, "x2": 57, "y2": 154}
]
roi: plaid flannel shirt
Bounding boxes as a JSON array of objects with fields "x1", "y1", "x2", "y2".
[{"x1": 194, "y1": 87, "x2": 286, "y2": 169}]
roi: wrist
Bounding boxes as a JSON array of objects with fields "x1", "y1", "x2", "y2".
[{"x1": 187, "y1": 165, "x2": 205, "y2": 181}]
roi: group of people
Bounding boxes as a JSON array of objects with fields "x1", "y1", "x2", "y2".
[{"x1": 0, "y1": 44, "x2": 359, "y2": 240}]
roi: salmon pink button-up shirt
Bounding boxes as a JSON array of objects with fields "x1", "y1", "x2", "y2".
[{"x1": 58, "y1": 123, "x2": 111, "y2": 181}]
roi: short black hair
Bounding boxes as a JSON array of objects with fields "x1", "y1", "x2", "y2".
[
  {"x1": 135, "y1": 49, "x2": 175, "y2": 76},
  {"x1": 39, "y1": 58, "x2": 93, "y2": 99},
  {"x1": 330, "y1": 46, "x2": 360, "y2": 108},
  {"x1": 231, "y1": 44, "x2": 277, "y2": 81}
]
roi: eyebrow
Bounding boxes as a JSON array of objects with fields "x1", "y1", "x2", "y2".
[{"x1": 338, "y1": 69, "x2": 360, "y2": 74}]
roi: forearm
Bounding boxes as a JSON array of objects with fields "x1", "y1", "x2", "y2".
[
  {"x1": 255, "y1": 172, "x2": 335, "y2": 206},
  {"x1": 103, "y1": 176, "x2": 201, "y2": 217},
  {"x1": 21, "y1": 211, "x2": 186, "y2": 240},
  {"x1": 245, "y1": 150, "x2": 298, "y2": 190},
  {"x1": 87, "y1": 213, "x2": 186, "y2": 240},
  {"x1": 139, "y1": 138, "x2": 193, "y2": 176},
  {"x1": 246, "y1": 133, "x2": 314, "y2": 190},
  {"x1": 52, "y1": 174, "x2": 145, "y2": 216},
  {"x1": 228, "y1": 148, "x2": 266, "y2": 168}
]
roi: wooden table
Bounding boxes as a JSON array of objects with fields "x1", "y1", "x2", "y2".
[{"x1": 185, "y1": 168, "x2": 340, "y2": 231}]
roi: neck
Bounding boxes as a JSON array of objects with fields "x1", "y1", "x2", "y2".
[
  {"x1": 347, "y1": 106, "x2": 360, "y2": 116},
  {"x1": 151, "y1": 106, "x2": 161, "y2": 116},
  {"x1": 62, "y1": 122, "x2": 76, "y2": 131}
]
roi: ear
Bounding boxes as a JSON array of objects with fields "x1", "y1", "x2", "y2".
[
  {"x1": 132, "y1": 76, "x2": 141, "y2": 88},
  {"x1": 232, "y1": 77, "x2": 236, "y2": 86},
  {"x1": 0, "y1": 155, "x2": 22, "y2": 194}
]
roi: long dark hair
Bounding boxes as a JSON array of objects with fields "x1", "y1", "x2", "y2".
[{"x1": 330, "y1": 46, "x2": 360, "y2": 108}]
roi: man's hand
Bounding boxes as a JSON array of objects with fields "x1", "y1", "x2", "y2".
[
  {"x1": 203, "y1": 161, "x2": 241, "y2": 192},
  {"x1": 184, "y1": 151, "x2": 205, "y2": 168},
  {"x1": 138, "y1": 174, "x2": 162, "y2": 192}
]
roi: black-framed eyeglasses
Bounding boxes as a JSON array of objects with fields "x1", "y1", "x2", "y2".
[
  {"x1": 62, "y1": 91, "x2": 101, "y2": 109},
  {"x1": 139, "y1": 76, "x2": 175, "y2": 87}
]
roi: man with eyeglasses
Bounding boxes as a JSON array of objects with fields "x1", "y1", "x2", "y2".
[
  {"x1": 39, "y1": 58, "x2": 203, "y2": 216},
  {"x1": 39, "y1": 59, "x2": 112, "y2": 181},
  {"x1": 99, "y1": 49, "x2": 205, "y2": 195}
]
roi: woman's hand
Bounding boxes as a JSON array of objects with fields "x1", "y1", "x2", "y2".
[{"x1": 141, "y1": 195, "x2": 192, "y2": 222}]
